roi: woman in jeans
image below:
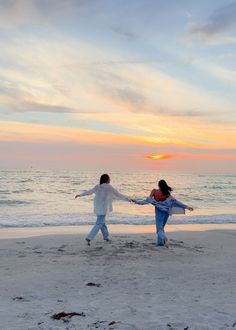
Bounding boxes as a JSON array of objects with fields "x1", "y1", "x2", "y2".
[
  {"x1": 75, "y1": 174, "x2": 133, "y2": 245},
  {"x1": 136, "y1": 179, "x2": 193, "y2": 247}
]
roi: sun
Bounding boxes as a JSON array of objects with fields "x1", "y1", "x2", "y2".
[{"x1": 145, "y1": 154, "x2": 174, "y2": 160}]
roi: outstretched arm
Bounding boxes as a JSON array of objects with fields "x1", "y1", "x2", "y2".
[
  {"x1": 172, "y1": 198, "x2": 193, "y2": 211},
  {"x1": 134, "y1": 197, "x2": 154, "y2": 205},
  {"x1": 75, "y1": 186, "x2": 97, "y2": 199},
  {"x1": 110, "y1": 186, "x2": 132, "y2": 202}
]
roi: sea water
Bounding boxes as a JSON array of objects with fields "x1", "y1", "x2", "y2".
[{"x1": 0, "y1": 169, "x2": 236, "y2": 228}]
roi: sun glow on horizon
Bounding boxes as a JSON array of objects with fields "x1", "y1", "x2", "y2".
[{"x1": 145, "y1": 154, "x2": 174, "y2": 160}]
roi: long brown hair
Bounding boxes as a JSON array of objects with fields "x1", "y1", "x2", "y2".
[{"x1": 158, "y1": 179, "x2": 172, "y2": 196}]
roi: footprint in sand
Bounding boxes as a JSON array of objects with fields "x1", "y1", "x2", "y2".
[
  {"x1": 12, "y1": 296, "x2": 30, "y2": 302},
  {"x1": 88, "y1": 321, "x2": 137, "y2": 330},
  {"x1": 31, "y1": 246, "x2": 43, "y2": 251},
  {"x1": 166, "y1": 323, "x2": 190, "y2": 330},
  {"x1": 110, "y1": 323, "x2": 138, "y2": 330},
  {"x1": 169, "y1": 239, "x2": 204, "y2": 253}
]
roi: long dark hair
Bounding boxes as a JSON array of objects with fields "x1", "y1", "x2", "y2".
[
  {"x1": 100, "y1": 174, "x2": 110, "y2": 184},
  {"x1": 158, "y1": 179, "x2": 172, "y2": 196}
]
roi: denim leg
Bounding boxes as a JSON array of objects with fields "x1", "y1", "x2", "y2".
[
  {"x1": 163, "y1": 212, "x2": 169, "y2": 228},
  {"x1": 162, "y1": 212, "x2": 169, "y2": 243},
  {"x1": 87, "y1": 215, "x2": 106, "y2": 241},
  {"x1": 155, "y1": 207, "x2": 159, "y2": 235},
  {"x1": 101, "y1": 223, "x2": 109, "y2": 240},
  {"x1": 156, "y1": 209, "x2": 169, "y2": 246}
]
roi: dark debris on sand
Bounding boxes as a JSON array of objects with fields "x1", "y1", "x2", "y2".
[
  {"x1": 86, "y1": 282, "x2": 101, "y2": 287},
  {"x1": 51, "y1": 311, "x2": 85, "y2": 322}
]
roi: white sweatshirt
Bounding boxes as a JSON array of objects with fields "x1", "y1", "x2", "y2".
[{"x1": 80, "y1": 183, "x2": 130, "y2": 215}]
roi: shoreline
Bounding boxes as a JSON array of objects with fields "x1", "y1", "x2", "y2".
[{"x1": 0, "y1": 223, "x2": 236, "y2": 239}]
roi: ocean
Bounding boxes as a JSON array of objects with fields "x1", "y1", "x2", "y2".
[{"x1": 1, "y1": 169, "x2": 236, "y2": 228}]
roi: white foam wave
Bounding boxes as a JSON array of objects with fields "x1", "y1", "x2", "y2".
[{"x1": 0, "y1": 213, "x2": 236, "y2": 228}]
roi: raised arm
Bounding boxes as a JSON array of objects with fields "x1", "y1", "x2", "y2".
[{"x1": 75, "y1": 186, "x2": 97, "y2": 199}]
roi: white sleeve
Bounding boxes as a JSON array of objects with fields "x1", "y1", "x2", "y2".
[
  {"x1": 110, "y1": 186, "x2": 130, "y2": 201},
  {"x1": 79, "y1": 185, "x2": 97, "y2": 197},
  {"x1": 172, "y1": 198, "x2": 188, "y2": 209},
  {"x1": 134, "y1": 197, "x2": 151, "y2": 205}
]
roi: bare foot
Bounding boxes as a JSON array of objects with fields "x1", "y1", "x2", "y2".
[
  {"x1": 85, "y1": 238, "x2": 91, "y2": 246},
  {"x1": 164, "y1": 238, "x2": 169, "y2": 248}
]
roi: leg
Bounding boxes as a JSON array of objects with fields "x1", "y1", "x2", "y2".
[
  {"x1": 87, "y1": 215, "x2": 106, "y2": 241},
  {"x1": 156, "y1": 210, "x2": 168, "y2": 246},
  {"x1": 155, "y1": 207, "x2": 164, "y2": 245},
  {"x1": 162, "y1": 212, "x2": 169, "y2": 247},
  {"x1": 155, "y1": 206, "x2": 159, "y2": 232},
  {"x1": 100, "y1": 219, "x2": 109, "y2": 240}
]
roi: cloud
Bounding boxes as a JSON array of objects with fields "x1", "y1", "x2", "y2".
[
  {"x1": 193, "y1": 59, "x2": 236, "y2": 84},
  {"x1": 0, "y1": 0, "x2": 92, "y2": 25},
  {"x1": 0, "y1": 119, "x2": 141, "y2": 145},
  {"x1": 106, "y1": 86, "x2": 147, "y2": 109},
  {"x1": 0, "y1": 81, "x2": 66, "y2": 113},
  {"x1": 0, "y1": 7, "x2": 235, "y2": 137},
  {"x1": 0, "y1": 118, "x2": 224, "y2": 149},
  {"x1": 89, "y1": 64, "x2": 226, "y2": 118},
  {"x1": 185, "y1": 11, "x2": 192, "y2": 19},
  {"x1": 0, "y1": 81, "x2": 104, "y2": 114},
  {"x1": 19, "y1": 101, "x2": 110, "y2": 114},
  {"x1": 188, "y1": 1, "x2": 236, "y2": 44},
  {"x1": 112, "y1": 26, "x2": 138, "y2": 41},
  {"x1": 0, "y1": 81, "x2": 33, "y2": 102},
  {"x1": 1, "y1": 119, "x2": 236, "y2": 171},
  {"x1": 1, "y1": 9, "x2": 232, "y2": 121},
  {"x1": 0, "y1": 34, "x2": 233, "y2": 125},
  {"x1": 65, "y1": 58, "x2": 168, "y2": 68},
  {"x1": 145, "y1": 152, "x2": 236, "y2": 161},
  {"x1": 15, "y1": 102, "x2": 78, "y2": 113},
  {"x1": 150, "y1": 107, "x2": 212, "y2": 118}
]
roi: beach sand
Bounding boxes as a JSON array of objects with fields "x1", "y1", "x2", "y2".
[{"x1": 0, "y1": 224, "x2": 235, "y2": 330}]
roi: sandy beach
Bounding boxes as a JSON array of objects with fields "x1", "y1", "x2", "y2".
[{"x1": 0, "y1": 224, "x2": 235, "y2": 330}]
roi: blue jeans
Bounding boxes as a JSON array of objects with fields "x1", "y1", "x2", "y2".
[
  {"x1": 155, "y1": 208, "x2": 169, "y2": 246},
  {"x1": 87, "y1": 215, "x2": 109, "y2": 241}
]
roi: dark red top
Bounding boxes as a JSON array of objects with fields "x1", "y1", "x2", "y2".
[{"x1": 150, "y1": 189, "x2": 169, "y2": 202}]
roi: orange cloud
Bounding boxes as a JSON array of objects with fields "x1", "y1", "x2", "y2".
[
  {"x1": 145, "y1": 154, "x2": 175, "y2": 160},
  {"x1": 183, "y1": 153, "x2": 236, "y2": 160},
  {"x1": 145, "y1": 153, "x2": 236, "y2": 161},
  {"x1": 0, "y1": 120, "x2": 212, "y2": 149}
]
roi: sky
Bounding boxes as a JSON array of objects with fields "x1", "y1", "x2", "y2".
[{"x1": 0, "y1": 0, "x2": 236, "y2": 172}]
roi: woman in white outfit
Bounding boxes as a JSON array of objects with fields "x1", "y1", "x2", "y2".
[{"x1": 75, "y1": 174, "x2": 132, "y2": 245}]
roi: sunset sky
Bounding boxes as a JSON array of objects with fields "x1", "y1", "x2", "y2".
[{"x1": 0, "y1": 0, "x2": 236, "y2": 171}]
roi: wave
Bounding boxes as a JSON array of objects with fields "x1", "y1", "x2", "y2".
[
  {"x1": 19, "y1": 179, "x2": 33, "y2": 183},
  {"x1": 0, "y1": 199, "x2": 31, "y2": 206},
  {"x1": 12, "y1": 189, "x2": 34, "y2": 194},
  {"x1": 0, "y1": 190, "x2": 11, "y2": 195},
  {"x1": 0, "y1": 213, "x2": 236, "y2": 228}
]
